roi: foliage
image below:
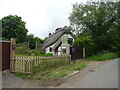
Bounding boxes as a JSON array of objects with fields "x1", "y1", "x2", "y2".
[
  {"x1": 86, "y1": 52, "x2": 119, "y2": 61},
  {"x1": 27, "y1": 50, "x2": 44, "y2": 56},
  {"x1": 44, "y1": 37, "x2": 48, "y2": 41},
  {"x1": 73, "y1": 36, "x2": 92, "y2": 47},
  {"x1": 16, "y1": 47, "x2": 53, "y2": 56},
  {"x1": 1, "y1": 15, "x2": 44, "y2": 48},
  {"x1": 70, "y1": 1, "x2": 119, "y2": 56},
  {"x1": 26, "y1": 34, "x2": 44, "y2": 49},
  {"x1": 2, "y1": 15, "x2": 28, "y2": 43},
  {"x1": 0, "y1": 37, "x2": 9, "y2": 40},
  {"x1": 34, "y1": 36, "x2": 44, "y2": 43},
  {"x1": 73, "y1": 36, "x2": 96, "y2": 56},
  {"x1": 15, "y1": 72, "x2": 28, "y2": 79},
  {"x1": 15, "y1": 42, "x2": 28, "y2": 55},
  {"x1": 73, "y1": 62, "x2": 86, "y2": 71},
  {"x1": 26, "y1": 34, "x2": 34, "y2": 42},
  {"x1": 15, "y1": 42, "x2": 43, "y2": 56},
  {"x1": 42, "y1": 53, "x2": 53, "y2": 56},
  {"x1": 27, "y1": 50, "x2": 53, "y2": 56},
  {"x1": 69, "y1": 2, "x2": 117, "y2": 35}
]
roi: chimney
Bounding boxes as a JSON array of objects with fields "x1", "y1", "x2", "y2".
[
  {"x1": 55, "y1": 28, "x2": 59, "y2": 32},
  {"x1": 63, "y1": 26, "x2": 68, "y2": 30},
  {"x1": 55, "y1": 27, "x2": 62, "y2": 32},
  {"x1": 49, "y1": 33, "x2": 51, "y2": 37}
]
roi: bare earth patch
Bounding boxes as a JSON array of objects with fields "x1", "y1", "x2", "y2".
[{"x1": 2, "y1": 60, "x2": 111, "y2": 88}]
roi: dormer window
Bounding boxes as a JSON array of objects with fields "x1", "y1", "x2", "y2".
[{"x1": 62, "y1": 36, "x2": 68, "y2": 44}]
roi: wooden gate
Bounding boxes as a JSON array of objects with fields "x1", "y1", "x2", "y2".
[
  {"x1": 70, "y1": 46, "x2": 83, "y2": 60},
  {"x1": 0, "y1": 41, "x2": 10, "y2": 71}
]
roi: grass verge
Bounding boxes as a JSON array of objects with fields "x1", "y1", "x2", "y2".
[
  {"x1": 15, "y1": 61, "x2": 86, "y2": 81},
  {"x1": 86, "y1": 52, "x2": 119, "y2": 61}
]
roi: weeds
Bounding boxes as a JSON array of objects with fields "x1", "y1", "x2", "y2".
[
  {"x1": 86, "y1": 52, "x2": 119, "y2": 61},
  {"x1": 15, "y1": 61, "x2": 86, "y2": 81}
]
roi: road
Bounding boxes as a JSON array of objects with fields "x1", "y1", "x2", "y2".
[{"x1": 59, "y1": 59, "x2": 118, "y2": 88}]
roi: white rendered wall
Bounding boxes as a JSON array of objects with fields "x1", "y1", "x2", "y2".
[
  {"x1": 58, "y1": 46, "x2": 62, "y2": 55},
  {"x1": 45, "y1": 43, "x2": 55, "y2": 54},
  {"x1": 45, "y1": 33, "x2": 74, "y2": 56}
]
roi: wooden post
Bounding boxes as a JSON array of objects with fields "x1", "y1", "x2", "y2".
[
  {"x1": 10, "y1": 38, "x2": 16, "y2": 72},
  {"x1": 83, "y1": 48, "x2": 85, "y2": 59},
  {"x1": 69, "y1": 55, "x2": 71, "y2": 63},
  {"x1": 73, "y1": 59, "x2": 75, "y2": 64},
  {"x1": 10, "y1": 38, "x2": 16, "y2": 59},
  {"x1": 35, "y1": 41, "x2": 37, "y2": 49}
]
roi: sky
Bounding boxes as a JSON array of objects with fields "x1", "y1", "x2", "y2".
[{"x1": 0, "y1": 0, "x2": 87, "y2": 39}]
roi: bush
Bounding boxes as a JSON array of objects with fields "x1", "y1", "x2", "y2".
[
  {"x1": 26, "y1": 50, "x2": 45, "y2": 56},
  {"x1": 16, "y1": 46, "x2": 53, "y2": 56},
  {"x1": 36, "y1": 53, "x2": 53, "y2": 57},
  {"x1": 44, "y1": 53, "x2": 53, "y2": 56},
  {"x1": 26, "y1": 50, "x2": 53, "y2": 56},
  {"x1": 16, "y1": 43, "x2": 28, "y2": 55}
]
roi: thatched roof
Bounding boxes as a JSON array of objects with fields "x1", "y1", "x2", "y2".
[{"x1": 42, "y1": 26, "x2": 75, "y2": 50}]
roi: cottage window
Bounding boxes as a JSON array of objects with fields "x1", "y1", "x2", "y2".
[
  {"x1": 62, "y1": 49, "x2": 66, "y2": 53},
  {"x1": 68, "y1": 38, "x2": 73, "y2": 45},
  {"x1": 49, "y1": 47, "x2": 52, "y2": 52}
]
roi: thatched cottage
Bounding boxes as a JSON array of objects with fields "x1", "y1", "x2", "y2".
[{"x1": 42, "y1": 26, "x2": 75, "y2": 56}]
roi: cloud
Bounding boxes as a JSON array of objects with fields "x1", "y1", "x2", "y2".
[{"x1": 0, "y1": 0, "x2": 87, "y2": 39}]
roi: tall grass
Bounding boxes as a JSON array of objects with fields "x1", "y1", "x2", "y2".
[
  {"x1": 15, "y1": 61, "x2": 86, "y2": 81},
  {"x1": 86, "y1": 52, "x2": 119, "y2": 61}
]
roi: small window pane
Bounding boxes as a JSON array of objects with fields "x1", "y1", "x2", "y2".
[
  {"x1": 50, "y1": 47, "x2": 52, "y2": 52},
  {"x1": 62, "y1": 49, "x2": 66, "y2": 53}
]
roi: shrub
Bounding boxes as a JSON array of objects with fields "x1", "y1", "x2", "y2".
[
  {"x1": 26, "y1": 50, "x2": 44, "y2": 56},
  {"x1": 16, "y1": 44, "x2": 28, "y2": 55},
  {"x1": 44, "y1": 53, "x2": 53, "y2": 56}
]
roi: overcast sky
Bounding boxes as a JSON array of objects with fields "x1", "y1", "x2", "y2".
[{"x1": 0, "y1": 0, "x2": 87, "y2": 39}]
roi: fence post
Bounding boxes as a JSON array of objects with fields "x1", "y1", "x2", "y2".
[
  {"x1": 83, "y1": 48, "x2": 85, "y2": 59},
  {"x1": 24, "y1": 60, "x2": 27, "y2": 73},
  {"x1": 31, "y1": 57, "x2": 34, "y2": 74},
  {"x1": 11, "y1": 57, "x2": 15, "y2": 72},
  {"x1": 10, "y1": 38, "x2": 16, "y2": 72}
]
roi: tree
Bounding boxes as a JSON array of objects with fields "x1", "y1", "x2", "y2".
[
  {"x1": 2, "y1": 15, "x2": 28, "y2": 43},
  {"x1": 26, "y1": 34, "x2": 34, "y2": 42},
  {"x1": 69, "y1": 1, "x2": 118, "y2": 55},
  {"x1": 26, "y1": 34, "x2": 44, "y2": 49},
  {"x1": 34, "y1": 36, "x2": 44, "y2": 43}
]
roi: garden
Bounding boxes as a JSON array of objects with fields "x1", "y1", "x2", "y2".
[{"x1": 15, "y1": 42, "x2": 53, "y2": 56}]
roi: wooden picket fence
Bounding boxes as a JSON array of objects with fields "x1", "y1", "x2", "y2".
[{"x1": 10, "y1": 55, "x2": 71, "y2": 74}]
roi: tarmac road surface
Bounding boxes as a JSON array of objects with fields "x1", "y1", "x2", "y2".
[{"x1": 59, "y1": 59, "x2": 119, "y2": 88}]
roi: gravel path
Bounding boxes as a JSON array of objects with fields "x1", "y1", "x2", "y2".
[{"x1": 2, "y1": 71, "x2": 44, "y2": 88}]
